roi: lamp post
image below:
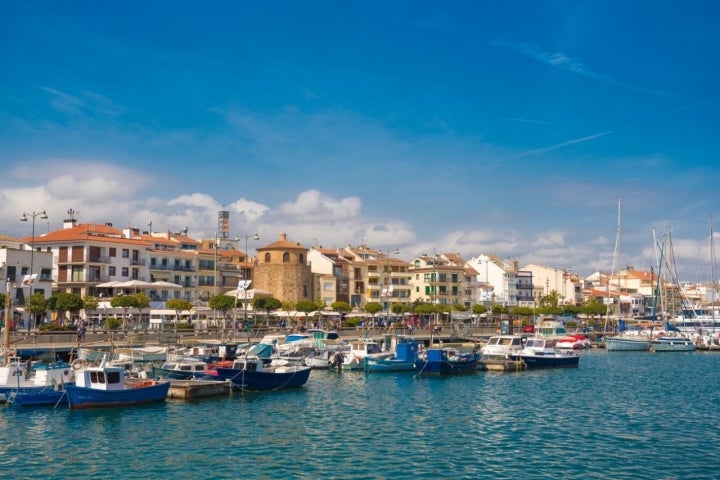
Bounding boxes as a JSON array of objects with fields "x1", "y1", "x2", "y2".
[
  {"x1": 20, "y1": 209, "x2": 48, "y2": 331},
  {"x1": 236, "y1": 233, "x2": 260, "y2": 333}
]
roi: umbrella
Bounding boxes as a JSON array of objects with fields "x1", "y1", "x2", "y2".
[
  {"x1": 151, "y1": 280, "x2": 183, "y2": 289},
  {"x1": 114, "y1": 280, "x2": 154, "y2": 291},
  {"x1": 97, "y1": 281, "x2": 122, "y2": 288},
  {"x1": 224, "y1": 288, "x2": 273, "y2": 300}
]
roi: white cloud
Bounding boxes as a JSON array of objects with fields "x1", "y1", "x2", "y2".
[{"x1": 278, "y1": 189, "x2": 362, "y2": 221}]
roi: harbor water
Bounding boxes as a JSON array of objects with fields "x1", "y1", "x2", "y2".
[{"x1": 2, "y1": 349, "x2": 719, "y2": 479}]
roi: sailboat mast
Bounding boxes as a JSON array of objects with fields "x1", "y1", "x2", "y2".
[
  {"x1": 604, "y1": 197, "x2": 622, "y2": 331},
  {"x1": 710, "y1": 213, "x2": 717, "y2": 330}
]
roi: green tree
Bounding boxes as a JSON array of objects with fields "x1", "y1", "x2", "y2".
[
  {"x1": 166, "y1": 298, "x2": 193, "y2": 332},
  {"x1": 25, "y1": 292, "x2": 48, "y2": 328},
  {"x1": 209, "y1": 294, "x2": 236, "y2": 325},
  {"x1": 253, "y1": 296, "x2": 281, "y2": 327},
  {"x1": 471, "y1": 304, "x2": 488, "y2": 315},
  {"x1": 364, "y1": 302, "x2": 383, "y2": 315},
  {"x1": 331, "y1": 301, "x2": 352, "y2": 314},
  {"x1": 390, "y1": 303, "x2": 410, "y2": 315},
  {"x1": 132, "y1": 293, "x2": 151, "y2": 329},
  {"x1": 52, "y1": 292, "x2": 84, "y2": 326},
  {"x1": 82, "y1": 295, "x2": 99, "y2": 322},
  {"x1": 111, "y1": 295, "x2": 138, "y2": 329},
  {"x1": 295, "y1": 300, "x2": 318, "y2": 327}
]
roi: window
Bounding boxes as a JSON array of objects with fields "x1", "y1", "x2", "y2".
[
  {"x1": 264, "y1": 253, "x2": 271, "y2": 262},
  {"x1": 283, "y1": 252, "x2": 290, "y2": 263},
  {"x1": 71, "y1": 266, "x2": 83, "y2": 282},
  {"x1": 122, "y1": 249, "x2": 129, "y2": 258},
  {"x1": 121, "y1": 267, "x2": 129, "y2": 277},
  {"x1": 108, "y1": 266, "x2": 116, "y2": 276},
  {"x1": 109, "y1": 248, "x2": 116, "y2": 257}
]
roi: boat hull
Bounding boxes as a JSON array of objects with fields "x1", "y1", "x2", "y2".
[
  {"x1": 604, "y1": 337, "x2": 651, "y2": 351},
  {"x1": 65, "y1": 381, "x2": 170, "y2": 409},
  {"x1": 650, "y1": 338, "x2": 696, "y2": 352},
  {"x1": 513, "y1": 354, "x2": 579, "y2": 368},
  {"x1": 151, "y1": 366, "x2": 196, "y2": 380},
  {"x1": 8, "y1": 386, "x2": 70, "y2": 407},
  {"x1": 214, "y1": 366, "x2": 311, "y2": 390},
  {"x1": 415, "y1": 358, "x2": 478, "y2": 376},
  {"x1": 363, "y1": 358, "x2": 416, "y2": 372}
]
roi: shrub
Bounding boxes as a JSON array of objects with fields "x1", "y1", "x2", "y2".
[{"x1": 104, "y1": 317, "x2": 121, "y2": 330}]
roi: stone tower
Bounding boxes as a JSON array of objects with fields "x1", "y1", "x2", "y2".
[{"x1": 253, "y1": 232, "x2": 313, "y2": 303}]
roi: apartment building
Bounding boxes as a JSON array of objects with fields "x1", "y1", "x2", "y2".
[{"x1": 408, "y1": 253, "x2": 466, "y2": 307}]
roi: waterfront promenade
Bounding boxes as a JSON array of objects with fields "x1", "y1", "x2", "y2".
[{"x1": 5, "y1": 325, "x2": 498, "y2": 358}]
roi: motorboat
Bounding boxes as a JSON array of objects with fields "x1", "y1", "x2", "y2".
[{"x1": 512, "y1": 337, "x2": 579, "y2": 368}]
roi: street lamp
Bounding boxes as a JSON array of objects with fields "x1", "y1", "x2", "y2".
[
  {"x1": 20, "y1": 210, "x2": 48, "y2": 330},
  {"x1": 235, "y1": 233, "x2": 260, "y2": 332}
]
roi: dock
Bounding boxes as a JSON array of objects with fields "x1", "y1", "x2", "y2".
[
  {"x1": 167, "y1": 379, "x2": 232, "y2": 400},
  {"x1": 479, "y1": 358, "x2": 527, "y2": 372}
]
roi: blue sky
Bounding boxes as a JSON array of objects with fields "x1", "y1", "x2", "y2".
[{"x1": 1, "y1": 1, "x2": 719, "y2": 282}]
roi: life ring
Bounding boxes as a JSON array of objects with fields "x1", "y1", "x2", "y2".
[{"x1": 72, "y1": 359, "x2": 89, "y2": 370}]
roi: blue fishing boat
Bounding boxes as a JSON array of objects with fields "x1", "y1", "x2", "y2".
[
  {"x1": 7, "y1": 384, "x2": 69, "y2": 407},
  {"x1": 64, "y1": 360, "x2": 170, "y2": 409},
  {"x1": 1, "y1": 357, "x2": 75, "y2": 404},
  {"x1": 214, "y1": 357, "x2": 311, "y2": 390},
  {"x1": 415, "y1": 348, "x2": 479, "y2": 376},
  {"x1": 363, "y1": 337, "x2": 419, "y2": 373}
]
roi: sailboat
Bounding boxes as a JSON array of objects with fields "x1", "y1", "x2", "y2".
[
  {"x1": 649, "y1": 229, "x2": 696, "y2": 352},
  {"x1": 665, "y1": 215, "x2": 719, "y2": 347},
  {"x1": 603, "y1": 198, "x2": 651, "y2": 351}
]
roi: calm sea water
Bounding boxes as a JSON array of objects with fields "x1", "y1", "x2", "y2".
[{"x1": 2, "y1": 350, "x2": 719, "y2": 480}]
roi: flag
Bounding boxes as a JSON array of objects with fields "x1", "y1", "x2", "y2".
[{"x1": 21, "y1": 274, "x2": 38, "y2": 287}]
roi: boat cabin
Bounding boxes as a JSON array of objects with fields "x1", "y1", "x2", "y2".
[
  {"x1": 76, "y1": 365, "x2": 126, "y2": 391},
  {"x1": 482, "y1": 335, "x2": 525, "y2": 358},
  {"x1": 231, "y1": 358, "x2": 267, "y2": 372}
]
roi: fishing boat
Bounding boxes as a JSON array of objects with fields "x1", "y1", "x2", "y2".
[
  {"x1": 511, "y1": 337, "x2": 580, "y2": 368},
  {"x1": 362, "y1": 336, "x2": 419, "y2": 372},
  {"x1": 151, "y1": 359, "x2": 208, "y2": 380},
  {"x1": 0, "y1": 356, "x2": 74, "y2": 403},
  {"x1": 3, "y1": 358, "x2": 75, "y2": 407},
  {"x1": 415, "y1": 347, "x2": 479, "y2": 376},
  {"x1": 7, "y1": 384, "x2": 69, "y2": 407},
  {"x1": 330, "y1": 337, "x2": 393, "y2": 371},
  {"x1": 64, "y1": 358, "x2": 170, "y2": 409},
  {"x1": 214, "y1": 357, "x2": 311, "y2": 390}
]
